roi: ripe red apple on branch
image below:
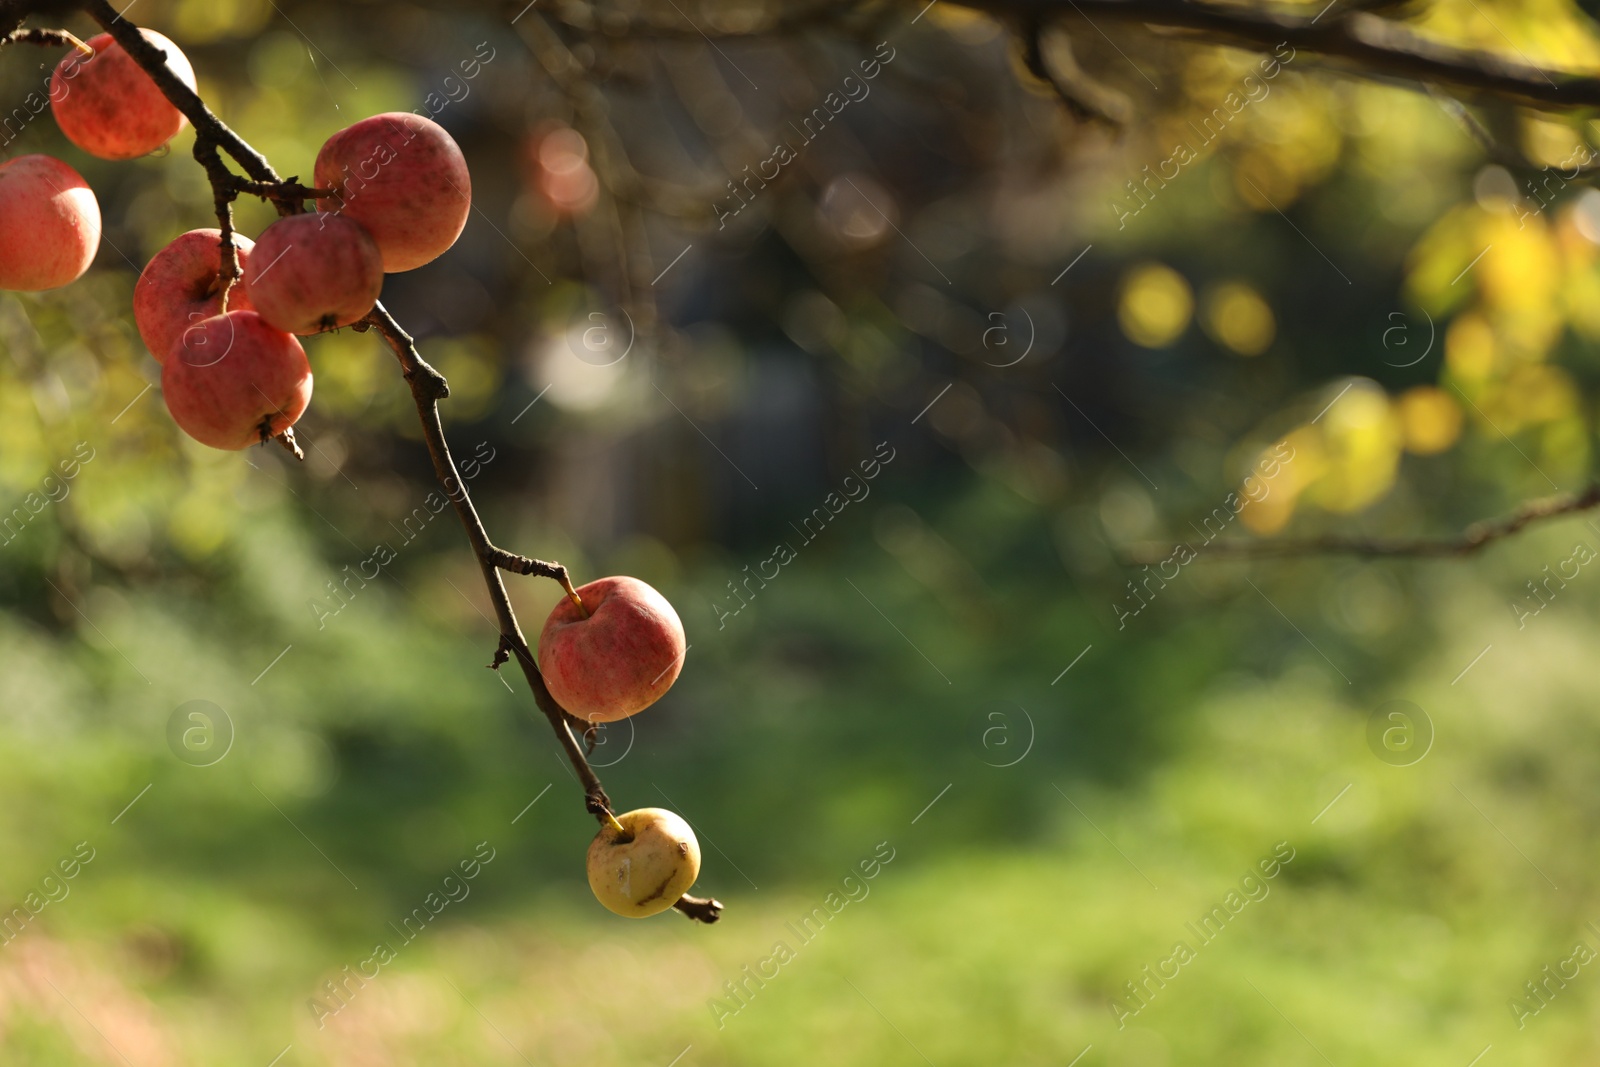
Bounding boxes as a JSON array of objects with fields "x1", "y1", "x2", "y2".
[
  {"x1": 538, "y1": 576, "x2": 689, "y2": 724},
  {"x1": 162, "y1": 310, "x2": 312, "y2": 450},
  {"x1": 315, "y1": 111, "x2": 472, "y2": 273},
  {"x1": 50, "y1": 29, "x2": 193, "y2": 159},
  {"x1": 243, "y1": 213, "x2": 383, "y2": 335}
]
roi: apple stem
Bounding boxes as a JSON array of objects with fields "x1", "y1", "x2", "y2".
[
  {"x1": 604, "y1": 810, "x2": 627, "y2": 836},
  {"x1": 564, "y1": 579, "x2": 589, "y2": 619}
]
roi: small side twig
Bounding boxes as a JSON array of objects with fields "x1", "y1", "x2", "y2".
[
  {"x1": 192, "y1": 136, "x2": 245, "y2": 305},
  {"x1": 233, "y1": 177, "x2": 335, "y2": 202},
  {"x1": 489, "y1": 548, "x2": 587, "y2": 612},
  {"x1": 1, "y1": 26, "x2": 91, "y2": 53},
  {"x1": 1018, "y1": 15, "x2": 1130, "y2": 128},
  {"x1": 566, "y1": 712, "x2": 601, "y2": 755},
  {"x1": 673, "y1": 894, "x2": 723, "y2": 924},
  {"x1": 1428, "y1": 88, "x2": 1600, "y2": 180}
]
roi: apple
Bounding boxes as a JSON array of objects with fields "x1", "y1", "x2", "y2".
[
  {"x1": 0, "y1": 154, "x2": 100, "y2": 291},
  {"x1": 243, "y1": 213, "x2": 382, "y2": 334},
  {"x1": 586, "y1": 808, "x2": 701, "y2": 918},
  {"x1": 133, "y1": 229, "x2": 255, "y2": 362},
  {"x1": 313, "y1": 112, "x2": 471, "y2": 272},
  {"x1": 162, "y1": 310, "x2": 312, "y2": 449},
  {"x1": 537, "y1": 576, "x2": 686, "y2": 723},
  {"x1": 51, "y1": 30, "x2": 195, "y2": 160}
]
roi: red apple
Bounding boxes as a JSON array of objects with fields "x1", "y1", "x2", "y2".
[
  {"x1": 538, "y1": 576, "x2": 686, "y2": 723},
  {"x1": 51, "y1": 30, "x2": 195, "y2": 160},
  {"x1": 133, "y1": 229, "x2": 255, "y2": 362},
  {"x1": 162, "y1": 310, "x2": 312, "y2": 450},
  {"x1": 314, "y1": 112, "x2": 471, "y2": 273},
  {"x1": 0, "y1": 154, "x2": 100, "y2": 291},
  {"x1": 243, "y1": 213, "x2": 382, "y2": 334}
]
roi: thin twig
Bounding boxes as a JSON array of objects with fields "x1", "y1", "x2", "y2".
[
  {"x1": 233, "y1": 178, "x2": 334, "y2": 200},
  {"x1": 1, "y1": 26, "x2": 90, "y2": 53},
  {"x1": 191, "y1": 136, "x2": 243, "y2": 306},
  {"x1": 356, "y1": 305, "x2": 612, "y2": 816},
  {"x1": 1123, "y1": 484, "x2": 1600, "y2": 563},
  {"x1": 1427, "y1": 88, "x2": 1600, "y2": 180},
  {"x1": 550, "y1": 0, "x2": 860, "y2": 40},
  {"x1": 488, "y1": 548, "x2": 587, "y2": 611},
  {"x1": 1019, "y1": 15, "x2": 1131, "y2": 127},
  {"x1": 673, "y1": 894, "x2": 724, "y2": 923}
]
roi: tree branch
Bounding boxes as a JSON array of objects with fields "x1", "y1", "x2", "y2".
[
  {"x1": 1123, "y1": 484, "x2": 1600, "y2": 562},
  {"x1": 191, "y1": 136, "x2": 244, "y2": 306},
  {"x1": 593, "y1": 0, "x2": 1600, "y2": 114},
  {"x1": 547, "y1": 0, "x2": 862, "y2": 41},
  {"x1": 45, "y1": 0, "x2": 730, "y2": 918},
  {"x1": 354, "y1": 305, "x2": 613, "y2": 818},
  {"x1": 949, "y1": 0, "x2": 1600, "y2": 112}
]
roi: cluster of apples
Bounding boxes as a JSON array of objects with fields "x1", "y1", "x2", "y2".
[
  {"x1": 540, "y1": 576, "x2": 708, "y2": 918},
  {"x1": 0, "y1": 29, "x2": 471, "y2": 450},
  {"x1": 0, "y1": 26, "x2": 709, "y2": 919}
]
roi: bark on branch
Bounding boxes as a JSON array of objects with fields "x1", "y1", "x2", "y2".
[
  {"x1": 589, "y1": 0, "x2": 1600, "y2": 114},
  {"x1": 354, "y1": 307, "x2": 614, "y2": 819},
  {"x1": 950, "y1": 0, "x2": 1600, "y2": 112}
]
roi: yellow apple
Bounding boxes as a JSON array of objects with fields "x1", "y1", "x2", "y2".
[{"x1": 586, "y1": 807, "x2": 701, "y2": 918}]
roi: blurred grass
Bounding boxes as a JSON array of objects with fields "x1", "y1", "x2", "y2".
[{"x1": 4, "y1": 464, "x2": 1600, "y2": 1064}]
